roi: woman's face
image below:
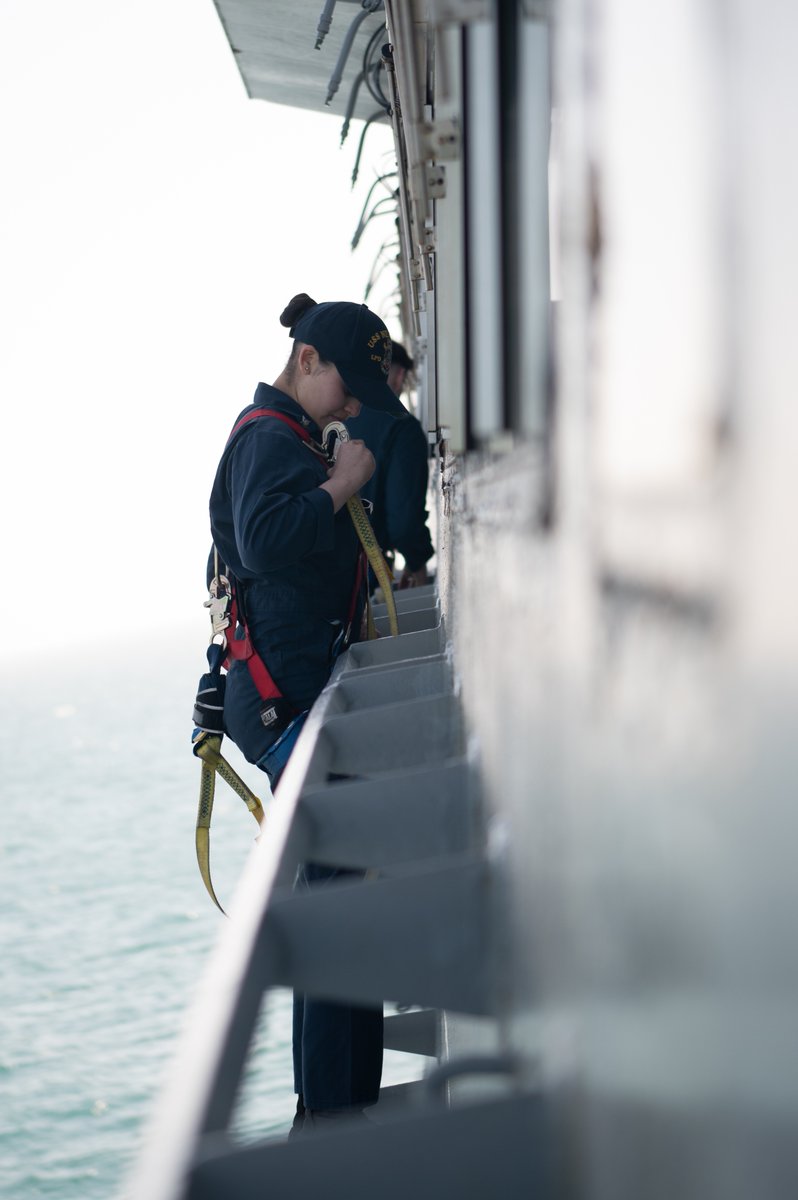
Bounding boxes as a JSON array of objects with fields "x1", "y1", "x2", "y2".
[{"x1": 299, "y1": 352, "x2": 362, "y2": 426}]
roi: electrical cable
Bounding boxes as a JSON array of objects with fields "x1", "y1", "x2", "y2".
[
  {"x1": 353, "y1": 171, "x2": 397, "y2": 235},
  {"x1": 362, "y1": 24, "x2": 390, "y2": 110},
  {"x1": 351, "y1": 194, "x2": 398, "y2": 250},
  {"x1": 364, "y1": 252, "x2": 400, "y2": 301},
  {"x1": 326, "y1": 0, "x2": 384, "y2": 106},
  {"x1": 340, "y1": 69, "x2": 366, "y2": 146},
  {"x1": 314, "y1": 0, "x2": 337, "y2": 50},
  {"x1": 351, "y1": 108, "x2": 390, "y2": 187},
  {"x1": 363, "y1": 236, "x2": 400, "y2": 294}
]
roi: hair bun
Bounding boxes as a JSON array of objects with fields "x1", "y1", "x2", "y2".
[{"x1": 280, "y1": 293, "x2": 317, "y2": 328}]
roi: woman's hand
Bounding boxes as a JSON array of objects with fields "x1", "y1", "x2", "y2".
[{"x1": 320, "y1": 439, "x2": 376, "y2": 512}]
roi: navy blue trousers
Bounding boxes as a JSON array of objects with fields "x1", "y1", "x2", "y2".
[
  {"x1": 258, "y1": 724, "x2": 384, "y2": 1112},
  {"x1": 291, "y1": 863, "x2": 383, "y2": 1110}
]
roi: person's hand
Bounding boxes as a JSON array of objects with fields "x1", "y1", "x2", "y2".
[
  {"x1": 330, "y1": 438, "x2": 375, "y2": 492},
  {"x1": 399, "y1": 565, "x2": 429, "y2": 589},
  {"x1": 320, "y1": 439, "x2": 375, "y2": 511}
]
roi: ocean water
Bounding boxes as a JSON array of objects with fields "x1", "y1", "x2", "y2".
[{"x1": 0, "y1": 633, "x2": 418, "y2": 1198}]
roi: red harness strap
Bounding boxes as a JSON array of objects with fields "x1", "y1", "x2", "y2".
[
  {"x1": 228, "y1": 407, "x2": 327, "y2": 458},
  {"x1": 219, "y1": 407, "x2": 366, "y2": 718},
  {"x1": 223, "y1": 592, "x2": 281, "y2": 700}
]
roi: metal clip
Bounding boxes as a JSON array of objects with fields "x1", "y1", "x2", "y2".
[
  {"x1": 421, "y1": 117, "x2": 461, "y2": 162},
  {"x1": 322, "y1": 420, "x2": 351, "y2": 462},
  {"x1": 426, "y1": 164, "x2": 447, "y2": 199},
  {"x1": 204, "y1": 575, "x2": 232, "y2": 639}
]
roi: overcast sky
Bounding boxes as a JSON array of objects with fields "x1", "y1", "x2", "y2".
[{"x1": 0, "y1": 0, "x2": 396, "y2": 664}]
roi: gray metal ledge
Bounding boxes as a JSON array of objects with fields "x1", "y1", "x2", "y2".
[
  {"x1": 128, "y1": 586, "x2": 505, "y2": 1200},
  {"x1": 372, "y1": 583, "x2": 438, "y2": 617},
  {"x1": 311, "y1": 693, "x2": 464, "y2": 776},
  {"x1": 330, "y1": 655, "x2": 452, "y2": 709},
  {"x1": 374, "y1": 603, "x2": 442, "y2": 637},
  {"x1": 338, "y1": 624, "x2": 445, "y2": 668},
  {"x1": 383, "y1": 1009, "x2": 439, "y2": 1057},
  {"x1": 295, "y1": 758, "x2": 478, "y2": 868},
  {"x1": 261, "y1": 855, "x2": 498, "y2": 1015},
  {"x1": 187, "y1": 1094, "x2": 549, "y2": 1200}
]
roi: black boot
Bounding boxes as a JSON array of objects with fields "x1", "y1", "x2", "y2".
[
  {"x1": 287, "y1": 1093, "x2": 306, "y2": 1139},
  {"x1": 304, "y1": 1107, "x2": 370, "y2": 1132}
]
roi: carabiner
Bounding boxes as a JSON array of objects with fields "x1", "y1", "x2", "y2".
[
  {"x1": 204, "y1": 574, "x2": 232, "y2": 640},
  {"x1": 322, "y1": 420, "x2": 350, "y2": 462}
]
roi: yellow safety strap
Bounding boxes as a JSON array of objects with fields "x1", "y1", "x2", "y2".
[
  {"x1": 345, "y1": 494, "x2": 399, "y2": 637},
  {"x1": 314, "y1": 418, "x2": 396, "y2": 638},
  {"x1": 193, "y1": 732, "x2": 265, "y2": 914}
]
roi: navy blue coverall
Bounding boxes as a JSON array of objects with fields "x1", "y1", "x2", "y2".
[
  {"x1": 208, "y1": 382, "x2": 383, "y2": 1113},
  {"x1": 346, "y1": 404, "x2": 434, "y2": 574}
]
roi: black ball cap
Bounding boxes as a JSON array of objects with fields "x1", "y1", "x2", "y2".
[{"x1": 290, "y1": 301, "x2": 408, "y2": 418}]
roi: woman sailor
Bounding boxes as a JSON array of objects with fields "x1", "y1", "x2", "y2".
[{"x1": 207, "y1": 292, "x2": 406, "y2": 1132}]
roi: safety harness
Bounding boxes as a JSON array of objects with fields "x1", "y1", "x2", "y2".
[{"x1": 192, "y1": 406, "x2": 399, "y2": 912}]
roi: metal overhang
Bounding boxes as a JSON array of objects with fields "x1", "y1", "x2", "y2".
[{"x1": 211, "y1": 0, "x2": 390, "y2": 122}]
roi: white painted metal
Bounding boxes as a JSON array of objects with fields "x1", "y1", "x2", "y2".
[
  {"x1": 433, "y1": 24, "x2": 467, "y2": 451},
  {"x1": 518, "y1": 16, "x2": 551, "y2": 437},
  {"x1": 463, "y1": 19, "x2": 504, "y2": 438}
]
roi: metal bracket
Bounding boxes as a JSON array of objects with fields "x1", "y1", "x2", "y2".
[
  {"x1": 521, "y1": 0, "x2": 553, "y2": 17},
  {"x1": 429, "y1": 2, "x2": 553, "y2": 27},
  {"x1": 430, "y1": 0, "x2": 495, "y2": 24},
  {"x1": 426, "y1": 164, "x2": 447, "y2": 199},
  {"x1": 421, "y1": 117, "x2": 461, "y2": 161}
]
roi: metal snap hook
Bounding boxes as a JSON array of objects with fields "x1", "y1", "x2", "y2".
[{"x1": 322, "y1": 420, "x2": 350, "y2": 461}]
